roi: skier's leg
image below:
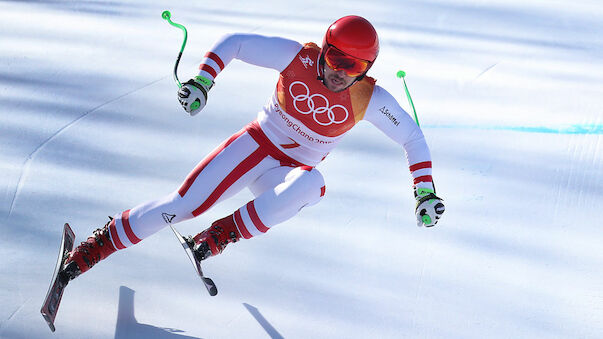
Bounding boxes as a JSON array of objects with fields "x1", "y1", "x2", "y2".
[
  {"x1": 111, "y1": 130, "x2": 273, "y2": 243},
  {"x1": 239, "y1": 166, "x2": 326, "y2": 236},
  {"x1": 63, "y1": 129, "x2": 278, "y2": 279},
  {"x1": 192, "y1": 166, "x2": 326, "y2": 260}
]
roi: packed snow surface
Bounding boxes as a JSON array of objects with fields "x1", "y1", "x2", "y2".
[{"x1": 1, "y1": 1, "x2": 601, "y2": 338}]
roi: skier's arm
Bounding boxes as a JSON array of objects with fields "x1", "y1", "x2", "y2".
[
  {"x1": 198, "y1": 33, "x2": 303, "y2": 81},
  {"x1": 364, "y1": 85, "x2": 434, "y2": 190},
  {"x1": 363, "y1": 85, "x2": 445, "y2": 226},
  {"x1": 178, "y1": 33, "x2": 302, "y2": 115}
]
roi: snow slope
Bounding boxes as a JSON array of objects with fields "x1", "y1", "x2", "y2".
[{"x1": 1, "y1": 1, "x2": 601, "y2": 338}]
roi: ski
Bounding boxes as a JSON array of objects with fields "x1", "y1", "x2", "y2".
[
  {"x1": 169, "y1": 225, "x2": 218, "y2": 296},
  {"x1": 40, "y1": 223, "x2": 76, "y2": 332}
]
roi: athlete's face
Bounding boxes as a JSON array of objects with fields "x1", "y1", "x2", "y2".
[{"x1": 323, "y1": 64, "x2": 356, "y2": 92}]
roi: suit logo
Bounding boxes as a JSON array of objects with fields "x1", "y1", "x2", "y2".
[
  {"x1": 162, "y1": 213, "x2": 176, "y2": 224},
  {"x1": 298, "y1": 55, "x2": 314, "y2": 69},
  {"x1": 379, "y1": 106, "x2": 400, "y2": 126},
  {"x1": 289, "y1": 81, "x2": 349, "y2": 126}
]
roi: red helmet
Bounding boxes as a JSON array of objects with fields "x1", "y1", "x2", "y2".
[{"x1": 322, "y1": 15, "x2": 379, "y2": 64}]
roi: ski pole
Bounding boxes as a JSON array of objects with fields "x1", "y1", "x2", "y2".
[
  {"x1": 396, "y1": 70, "x2": 420, "y2": 127},
  {"x1": 398, "y1": 71, "x2": 438, "y2": 226},
  {"x1": 162, "y1": 10, "x2": 188, "y2": 88}
]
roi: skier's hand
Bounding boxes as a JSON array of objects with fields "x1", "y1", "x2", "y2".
[
  {"x1": 414, "y1": 187, "x2": 445, "y2": 227},
  {"x1": 178, "y1": 76, "x2": 214, "y2": 116}
]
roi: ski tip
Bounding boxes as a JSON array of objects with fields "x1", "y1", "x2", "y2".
[
  {"x1": 203, "y1": 277, "x2": 218, "y2": 296},
  {"x1": 63, "y1": 223, "x2": 75, "y2": 239},
  {"x1": 41, "y1": 312, "x2": 56, "y2": 332}
]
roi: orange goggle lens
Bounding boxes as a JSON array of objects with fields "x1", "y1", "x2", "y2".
[{"x1": 324, "y1": 46, "x2": 370, "y2": 77}]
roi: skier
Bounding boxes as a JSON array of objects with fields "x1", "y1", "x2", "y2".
[{"x1": 61, "y1": 15, "x2": 445, "y2": 281}]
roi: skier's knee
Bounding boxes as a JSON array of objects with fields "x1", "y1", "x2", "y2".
[{"x1": 286, "y1": 166, "x2": 325, "y2": 206}]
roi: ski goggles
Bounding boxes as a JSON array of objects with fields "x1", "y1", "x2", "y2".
[{"x1": 323, "y1": 45, "x2": 371, "y2": 77}]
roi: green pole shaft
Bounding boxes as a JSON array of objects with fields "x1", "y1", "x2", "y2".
[
  {"x1": 162, "y1": 10, "x2": 188, "y2": 88},
  {"x1": 396, "y1": 70, "x2": 420, "y2": 127}
]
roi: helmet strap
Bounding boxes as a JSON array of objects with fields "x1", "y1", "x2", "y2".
[{"x1": 317, "y1": 53, "x2": 326, "y2": 81}]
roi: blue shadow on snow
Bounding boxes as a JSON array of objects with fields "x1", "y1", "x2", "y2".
[{"x1": 114, "y1": 286, "x2": 201, "y2": 339}]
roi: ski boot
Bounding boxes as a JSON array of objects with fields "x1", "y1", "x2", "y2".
[
  {"x1": 189, "y1": 215, "x2": 241, "y2": 262},
  {"x1": 59, "y1": 218, "x2": 117, "y2": 282}
]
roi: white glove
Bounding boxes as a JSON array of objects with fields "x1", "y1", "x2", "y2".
[
  {"x1": 178, "y1": 76, "x2": 214, "y2": 116},
  {"x1": 415, "y1": 188, "x2": 445, "y2": 227}
]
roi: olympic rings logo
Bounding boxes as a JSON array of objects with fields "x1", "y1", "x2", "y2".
[{"x1": 288, "y1": 81, "x2": 349, "y2": 126}]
